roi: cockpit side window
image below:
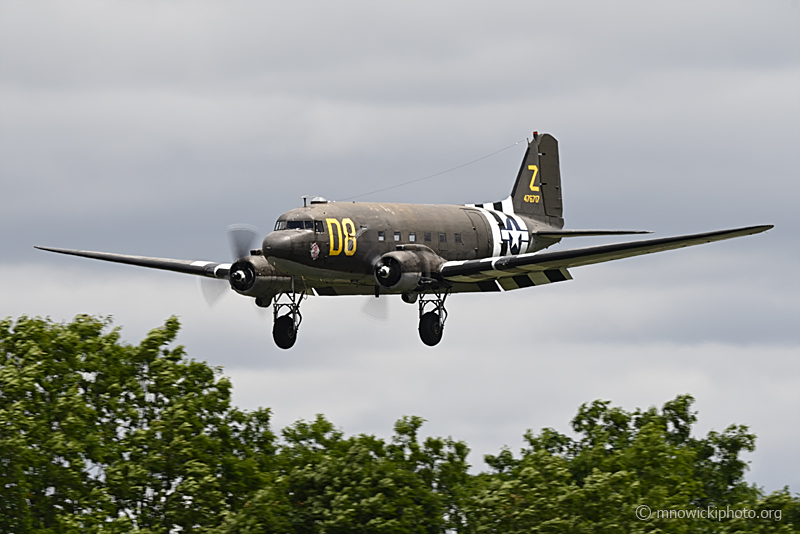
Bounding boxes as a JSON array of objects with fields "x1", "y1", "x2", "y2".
[
  {"x1": 314, "y1": 221, "x2": 324, "y2": 233},
  {"x1": 275, "y1": 220, "x2": 286, "y2": 230}
]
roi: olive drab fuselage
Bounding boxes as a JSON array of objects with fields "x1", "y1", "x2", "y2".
[{"x1": 261, "y1": 201, "x2": 562, "y2": 293}]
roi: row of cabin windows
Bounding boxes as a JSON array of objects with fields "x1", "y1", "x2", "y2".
[
  {"x1": 378, "y1": 231, "x2": 462, "y2": 244},
  {"x1": 274, "y1": 220, "x2": 463, "y2": 244}
]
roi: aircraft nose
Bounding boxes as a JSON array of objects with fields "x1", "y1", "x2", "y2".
[{"x1": 262, "y1": 232, "x2": 294, "y2": 259}]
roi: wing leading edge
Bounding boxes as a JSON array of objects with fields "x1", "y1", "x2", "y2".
[
  {"x1": 440, "y1": 225, "x2": 773, "y2": 284},
  {"x1": 533, "y1": 229, "x2": 651, "y2": 238},
  {"x1": 36, "y1": 225, "x2": 773, "y2": 288},
  {"x1": 34, "y1": 246, "x2": 231, "y2": 279}
]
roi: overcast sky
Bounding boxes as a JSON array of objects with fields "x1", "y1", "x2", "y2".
[{"x1": 1, "y1": 1, "x2": 798, "y2": 493}]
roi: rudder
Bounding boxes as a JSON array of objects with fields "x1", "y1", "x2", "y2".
[{"x1": 510, "y1": 133, "x2": 564, "y2": 227}]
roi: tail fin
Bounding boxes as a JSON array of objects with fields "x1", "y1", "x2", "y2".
[{"x1": 510, "y1": 133, "x2": 564, "y2": 228}]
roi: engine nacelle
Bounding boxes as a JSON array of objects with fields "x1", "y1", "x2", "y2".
[
  {"x1": 228, "y1": 255, "x2": 291, "y2": 300},
  {"x1": 374, "y1": 247, "x2": 445, "y2": 293}
]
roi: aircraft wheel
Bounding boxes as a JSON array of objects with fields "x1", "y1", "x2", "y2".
[
  {"x1": 418, "y1": 311, "x2": 443, "y2": 346},
  {"x1": 273, "y1": 314, "x2": 297, "y2": 349}
]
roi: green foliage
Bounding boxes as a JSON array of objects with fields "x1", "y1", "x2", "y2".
[
  {"x1": 1, "y1": 315, "x2": 798, "y2": 533},
  {"x1": 469, "y1": 396, "x2": 799, "y2": 533},
  {"x1": 1, "y1": 315, "x2": 274, "y2": 533},
  {"x1": 219, "y1": 415, "x2": 470, "y2": 533}
]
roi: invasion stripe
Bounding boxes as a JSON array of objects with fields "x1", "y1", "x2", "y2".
[
  {"x1": 512, "y1": 274, "x2": 534, "y2": 288},
  {"x1": 477, "y1": 280, "x2": 501, "y2": 292}
]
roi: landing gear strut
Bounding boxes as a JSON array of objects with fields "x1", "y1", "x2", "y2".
[
  {"x1": 272, "y1": 278, "x2": 306, "y2": 349},
  {"x1": 417, "y1": 288, "x2": 449, "y2": 346}
]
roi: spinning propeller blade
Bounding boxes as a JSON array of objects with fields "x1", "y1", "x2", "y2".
[
  {"x1": 199, "y1": 277, "x2": 228, "y2": 308},
  {"x1": 228, "y1": 224, "x2": 260, "y2": 260},
  {"x1": 361, "y1": 294, "x2": 389, "y2": 321},
  {"x1": 198, "y1": 224, "x2": 262, "y2": 308},
  {"x1": 255, "y1": 301, "x2": 271, "y2": 319}
]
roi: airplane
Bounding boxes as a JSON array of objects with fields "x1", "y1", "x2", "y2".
[{"x1": 36, "y1": 132, "x2": 772, "y2": 349}]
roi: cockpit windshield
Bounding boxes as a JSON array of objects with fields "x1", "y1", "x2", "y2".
[{"x1": 274, "y1": 220, "x2": 315, "y2": 231}]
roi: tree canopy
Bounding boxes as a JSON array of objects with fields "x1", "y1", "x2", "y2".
[{"x1": 1, "y1": 315, "x2": 797, "y2": 533}]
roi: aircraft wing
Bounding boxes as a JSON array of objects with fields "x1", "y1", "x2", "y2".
[
  {"x1": 440, "y1": 225, "x2": 773, "y2": 286},
  {"x1": 34, "y1": 246, "x2": 231, "y2": 279}
]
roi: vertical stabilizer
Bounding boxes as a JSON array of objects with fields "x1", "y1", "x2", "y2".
[{"x1": 510, "y1": 133, "x2": 564, "y2": 227}]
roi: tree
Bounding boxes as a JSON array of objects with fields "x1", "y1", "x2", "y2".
[
  {"x1": 0, "y1": 315, "x2": 275, "y2": 533},
  {"x1": 467, "y1": 395, "x2": 799, "y2": 533},
  {"x1": 2, "y1": 315, "x2": 797, "y2": 532},
  {"x1": 217, "y1": 415, "x2": 470, "y2": 533}
]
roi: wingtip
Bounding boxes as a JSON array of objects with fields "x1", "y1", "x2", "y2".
[{"x1": 34, "y1": 246, "x2": 80, "y2": 256}]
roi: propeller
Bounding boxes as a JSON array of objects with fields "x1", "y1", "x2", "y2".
[
  {"x1": 361, "y1": 290, "x2": 389, "y2": 322},
  {"x1": 199, "y1": 277, "x2": 228, "y2": 308},
  {"x1": 199, "y1": 224, "x2": 261, "y2": 308},
  {"x1": 254, "y1": 301, "x2": 271, "y2": 319},
  {"x1": 228, "y1": 224, "x2": 260, "y2": 260}
]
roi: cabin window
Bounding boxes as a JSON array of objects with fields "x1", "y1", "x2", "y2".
[
  {"x1": 439, "y1": 233, "x2": 447, "y2": 243},
  {"x1": 378, "y1": 231, "x2": 385, "y2": 242},
  {"x1": 394, "y1": 231, "x2": 401, "y2": 241},
  {"x1": 454, "y1": 233, "x2": 462, "y2": 243},
  {"x1": 409, "y1": 232, "x2": 416, "y2": 242},
  {"x1": 315, "y1": 221, "x2": 324, "y2": 233},
  {"x1": 424, "y1": 232, "x2": 431, "y2": 242},
  {"x1": 274, "y1": 220, "x2": 286, "y2": 230}
]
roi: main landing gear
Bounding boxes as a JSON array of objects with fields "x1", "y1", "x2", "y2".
[
  {"x1": 272, "y1": 278, "x2": 307, "y2": 349},
  {"x1": 417, "y1": 288, "x2": 449, "y2": 346}
]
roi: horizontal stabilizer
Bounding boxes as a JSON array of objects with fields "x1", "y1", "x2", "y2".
[
  {"x1": 534, "y1": 229, "x2": 651, "y2": 238},
  {"x1": 34, "y1": 246, "x2": 230, "y2": 279}
]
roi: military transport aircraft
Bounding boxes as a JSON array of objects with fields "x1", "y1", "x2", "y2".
[{"x1": 37, "y1": 133, "x2": 772, "y2": 349}]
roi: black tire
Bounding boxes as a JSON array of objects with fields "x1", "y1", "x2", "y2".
[
  {"x1": 273, "y1": 314, "x2": 297, "y2": 349},
  {"x1": 418, "y1": 311, "x2": 443, "y2": 346}
]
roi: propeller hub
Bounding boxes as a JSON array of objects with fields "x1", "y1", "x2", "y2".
[
  {"x1": 377, "y1": 265, "x2": 392, "y2": 279},
  {"x1": 374, "y1": 257, "x2": 403, "y2": 288},
  {"x1": 229, "y1": 259, "x2": 257, "y2": 292}
]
